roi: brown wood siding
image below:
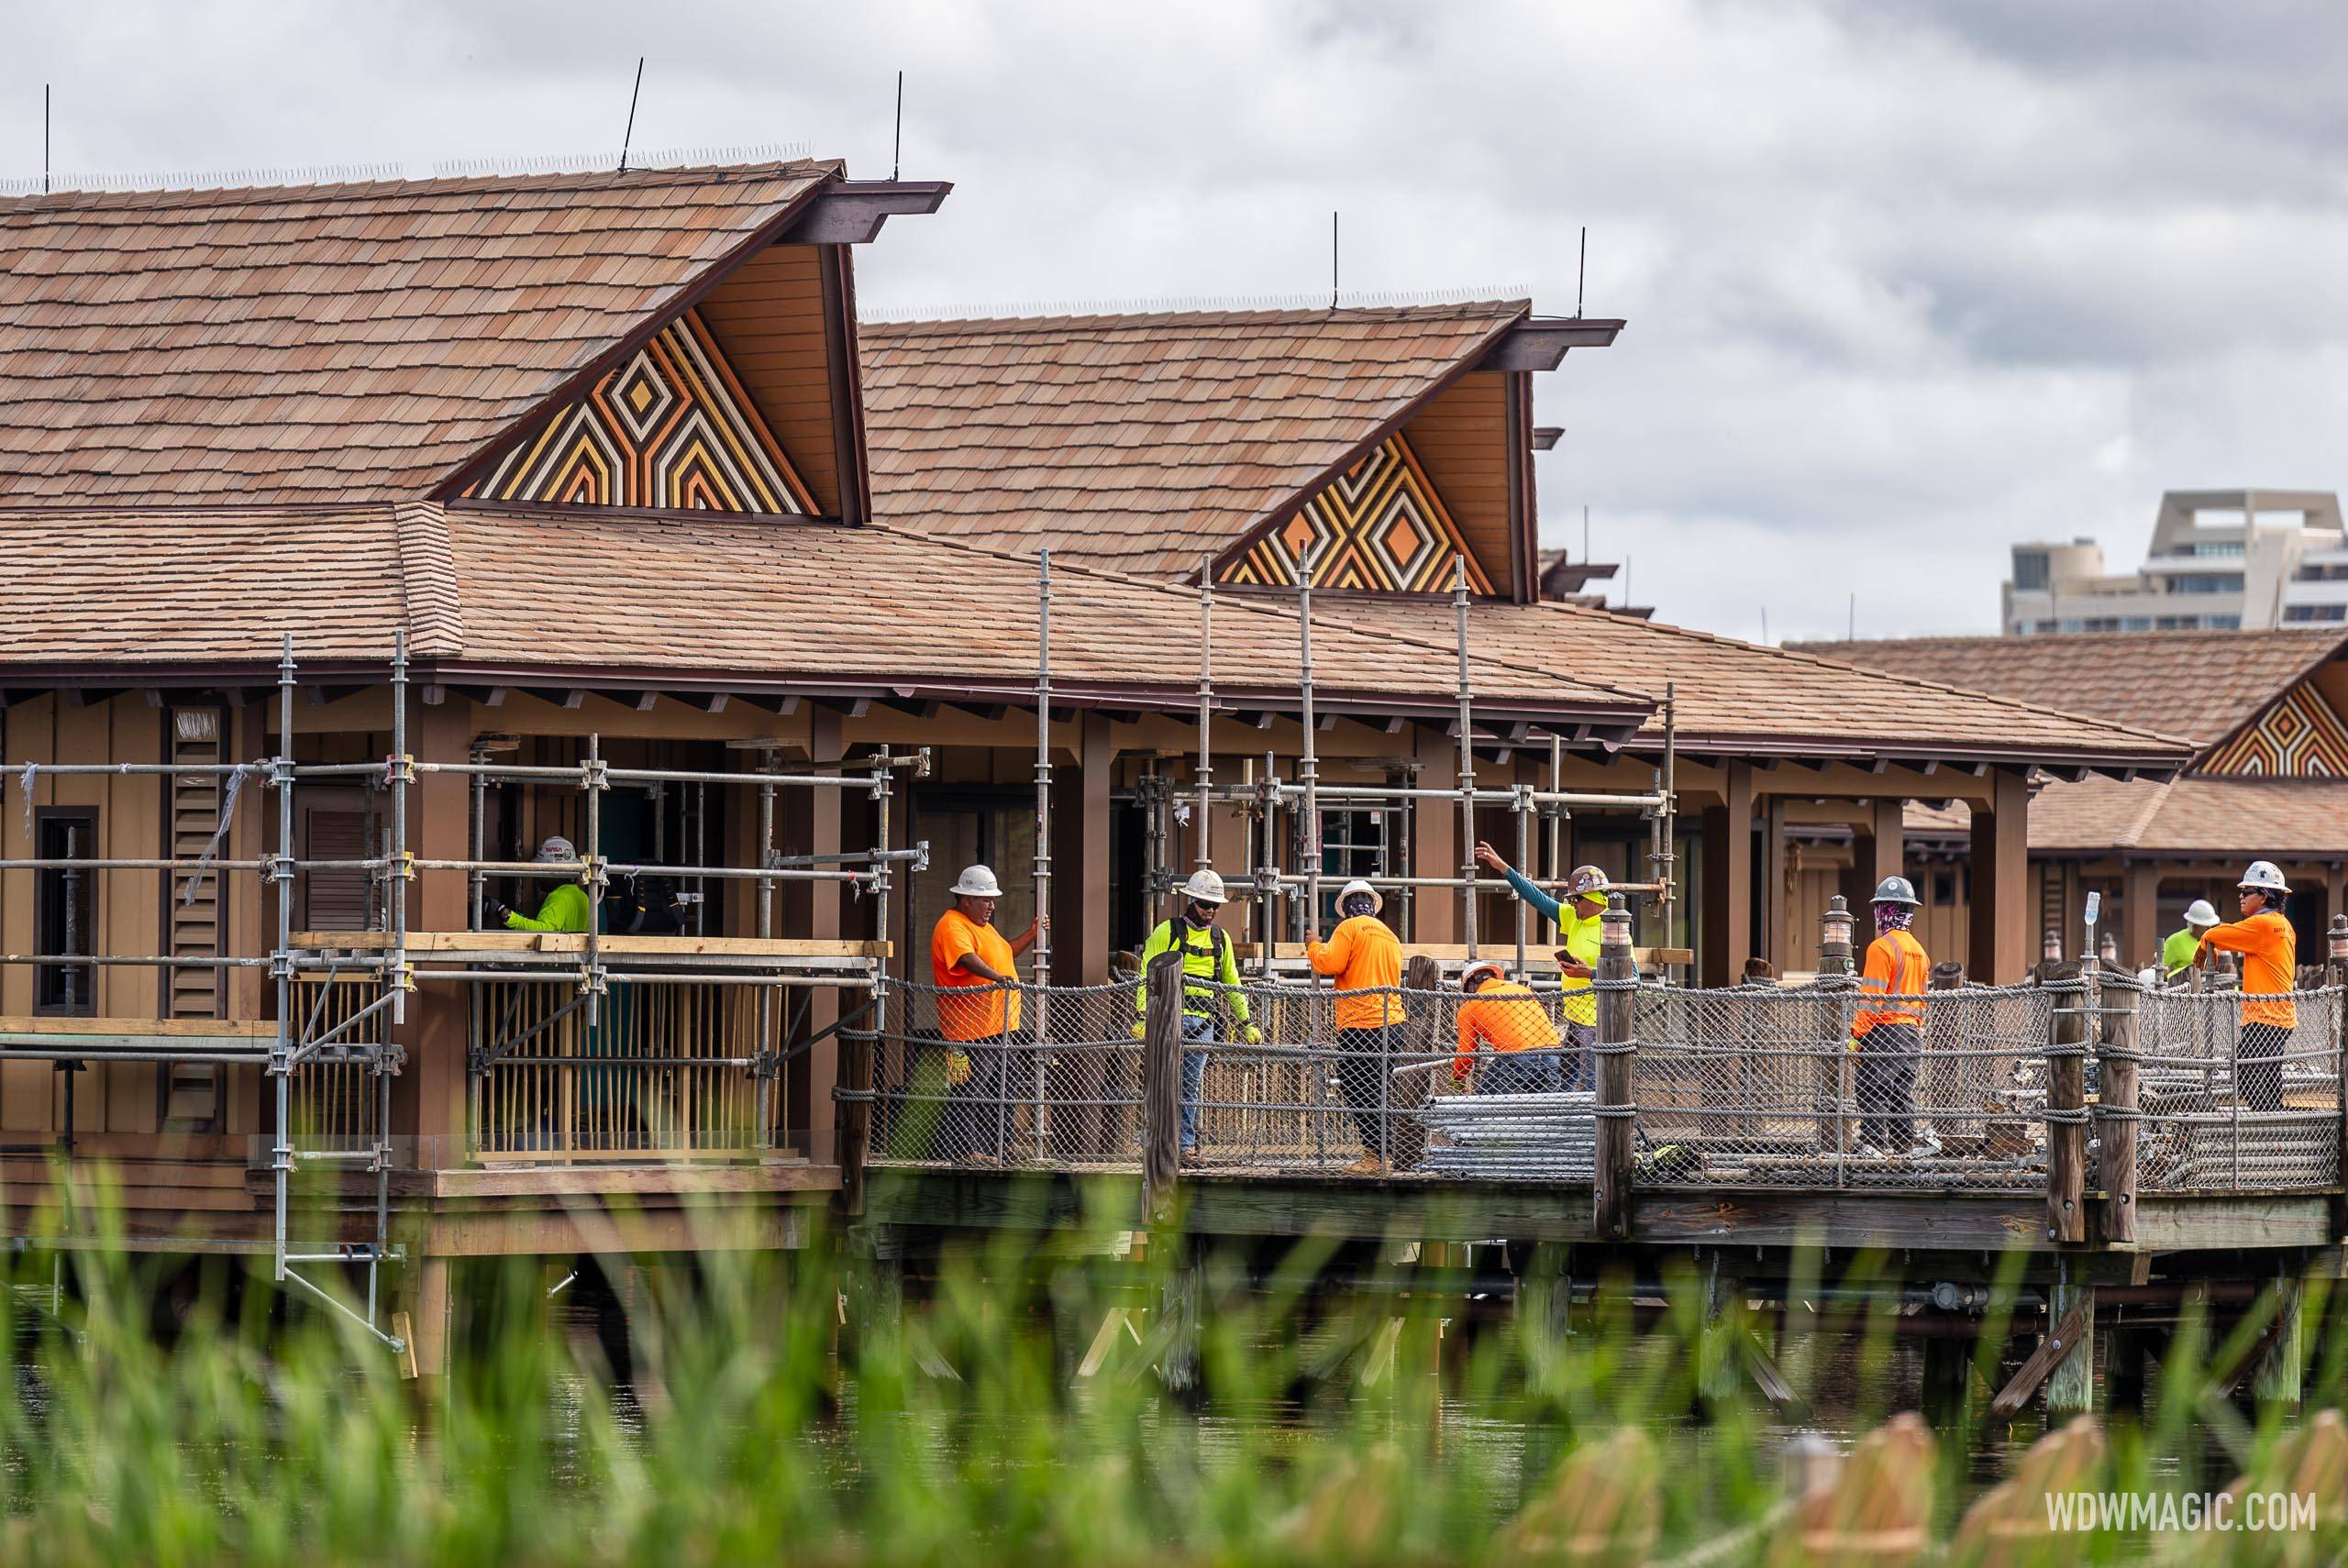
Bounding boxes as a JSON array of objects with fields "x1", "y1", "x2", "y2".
[
  {"x1": 693, "y1": 244, "x2": 842, "y2": 516},
  {"x1": 1401, "y1": 371, "x2": 1513, "y2": 598}
]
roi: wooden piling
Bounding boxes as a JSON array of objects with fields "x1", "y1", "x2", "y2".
[
  {"x1": 2252, "y1": 1276, "x2": 2306, "y2": 1408},
  {"x1": 2097, "y1": 957, "x2": 2140, "y2": 1245},
  {"x1": 2045, "y1": 959, "x2": 2088, "y2": 1245},
  {"x1": 1592, "y1": 895, "x2": 1636, "y2": 1241},
  {"x1": 1514, "y1": 1242, "x2": 1571, "y2": 1391},
  {"x1": 2043, "y1": 1275, "x2": 2096, "y2": 1419},
  {"x1": 1141, "y1": 950, "x2": 1184, "y2": 1218}
]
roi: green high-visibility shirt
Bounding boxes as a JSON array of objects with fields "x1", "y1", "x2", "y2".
[
  {"x1": 505, "y1": 882, "x2": 591, "y2": 933},
  {"x1": 2161, "y1": 925, "x2": 2206, "y2": 978},
  {"x1": 1133, "y1": 918, "x2": 1252, "y2": 1022}
]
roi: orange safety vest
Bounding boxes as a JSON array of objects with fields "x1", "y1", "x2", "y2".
[{"x1": 1855, "y1": 930, "x2": 1929, "y2": 1036}]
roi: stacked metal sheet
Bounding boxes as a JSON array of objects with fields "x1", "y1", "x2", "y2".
[{"x1": 1415, "y1": 1091, "x2": 1597, "y2": 1180}]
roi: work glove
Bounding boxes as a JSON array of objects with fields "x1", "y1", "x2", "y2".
[
  {"x1": 1453, "y1": 1066, "x2": 1470, "y2": 1085},
  {"x1": 1241, "y1": 1024, "x2": 1262, "y2": 1045},
  {"x1": 486, "y1": 899, "x2": 513, "y2": 925},
  {"x1": 946, "y1": 1050, "x2": 973, "y2": 1087},
  {"x1": 1846, "y1": 1037, "x2": 1862, "y2": 1054},
  {"x1": 1129, "y1": 1020, "x2": 1146, "y2": 1041}
]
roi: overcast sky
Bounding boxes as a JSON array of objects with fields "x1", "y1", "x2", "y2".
[{"x1": 13, "y1": 1, "x2": 2347, "y2": 643}]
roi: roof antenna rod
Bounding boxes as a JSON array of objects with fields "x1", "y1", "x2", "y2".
[
  {"x1": 892, "y1": 70, "x2": 903, "y2": 182},
  {"x1": 1330, "y1": 210, "x2": 1339, "y2": 311},
  {"x1": 617, "y1": 57, "x2": 646, "y2": 172},
  {"x1": 1575, "y1": 226, "x2": 1587, "y2": 319},
  {"x1": 42, "y1": 83, "x2": 50, "y2": 194}
]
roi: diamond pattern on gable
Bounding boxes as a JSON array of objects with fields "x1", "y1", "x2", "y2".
[
  {"x1": 2202, "y1": 684, "x2": 2348, "y2": 777},
  {"x1": 1216, "y1": 432, "x2": 1494, "y2": 594},
  {"x1": 464, "y1": 308, "x2": 815, "y2": 514}
]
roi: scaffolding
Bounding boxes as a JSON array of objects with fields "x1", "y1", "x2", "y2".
[
  {"x1": 0, "y1": 632, "x2": 925, "y2": 1353},
  {"x1": 1096, "y1": 552, "x2": 1679, "y2": 984}
]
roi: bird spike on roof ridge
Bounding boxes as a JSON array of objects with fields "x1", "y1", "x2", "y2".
[
  {"x1": 0, "y1": 142, "x2": 817, "y2": 199},
  {"x1": 858, "y1": 283, "x2": 1533, "y2": 325},
  {"x1": 0, "y1": 160, "x2": 409, "y2": 196}
]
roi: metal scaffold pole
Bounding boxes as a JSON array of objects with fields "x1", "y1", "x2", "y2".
[
  {"x1": 1454, "y1": 555, "x2": 1477, "y2": 960},
  {"x1": 1034, "y1": 549, "x2": 1053, "y2": 1157},
  {"x1": 271, "y1": 635, "x2": 295, "y2": 1286},
  {"x1": 1196, "y1": 558, "x2": 1213, "y2": 873},
  {"x1": 1296, "y1": 545, "x2": 1321, "y2": 997}
]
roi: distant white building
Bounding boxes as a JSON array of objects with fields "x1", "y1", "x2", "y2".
[{"x1": 2002, "y1": 490, "x2": 2348, "y2": 635}]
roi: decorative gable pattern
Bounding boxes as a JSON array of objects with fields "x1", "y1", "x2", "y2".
[
  {"x1": 2201, "y1": 684, "x2": 2348, "y2": 777},
  {"x1": 1218, "y1": 433, "x2": 1493, "y2": 594},
  {"x1": 463, "y1": 309, "x2": 816, "y2": 514}
]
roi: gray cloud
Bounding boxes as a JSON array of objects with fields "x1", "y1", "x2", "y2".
[{"x1": 8, "y1": 0, "x2": 2345, "y2": 642}]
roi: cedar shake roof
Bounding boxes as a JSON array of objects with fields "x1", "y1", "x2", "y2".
[
  {"x1": 2031, "y1": 775, "x2": 2348, "y2": 856},
  {"x1": 858, "y1": 302, "x2": 1528, "y2": 577},
  {"x1": 1789, "y1": 629, "x2": 2341, "y2": 751},
  {"x1": 0, "y1": 503, "x2": 1649, "y2": 731},
  {"x1": 1334, "y1": 599, "x2": 2192, "y2": 769},
  {"x1": 0, "y1": 161, "x2": 834, "y2": 506}
]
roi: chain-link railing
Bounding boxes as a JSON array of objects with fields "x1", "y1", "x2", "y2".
[
  {"x1": 869, "y1": 978, "x2": 1141, "y2": 1168},
  {"x1": 861, "y1": 964, "x2": 2346, "y2": 1195},
  {"x1": 2129, "y1": 977, "x2": 2342, "y2": 1193},
  {"x1": 1631, "y1": 982, "x2": 2054, "y2": 1191}
]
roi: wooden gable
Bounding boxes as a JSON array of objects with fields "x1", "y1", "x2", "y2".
[
  {"x1": 461, "y1": 307, "x2": 817, "y2": 514},
  {"x1": 2199, "y1": 682, "x2": 2348, "y2": 777},
  {"x1": 1218, "y1": 431, "x2": 1494, "y2": 594}
]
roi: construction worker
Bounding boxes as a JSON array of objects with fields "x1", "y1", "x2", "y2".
[
  {"x1": 2159, "y1": 899, "x2": 2221, "y2": 982},
  {"x1": 1852, "y1": 875, "x2": 1929, "y2": 1155},
  {"x1": 2196, "y1": 861, "x2": 2297, "y2": 1113},
  {"x1": 487, "y1": 836, "x2": 590, "y2": 932},
  {"x1": 1306, "y1": 878, "x2": 1404, "y2": 1174},
  {"x1": 930, "y1": 864, "x2": 1047, "y2": 1164},
  {"x1": 1473, "y1": 843, "x2": 1608, "y2": 1089},
  {"x1": 1132, "y1": 869, "x2": 1262, "y2": 1164},
  {"x1": 1452, "y1": 960, "x2": 1564, "y2": 1095}
]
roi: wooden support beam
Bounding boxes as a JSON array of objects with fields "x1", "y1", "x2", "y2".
[
  {"x1": 2044, "y1": 1279, "x2": 2096, "y2": 1418},
  {"x1": 2046, "y1": 959, "x2": 2089, "y2": 1245},
  {"x1": 1988, "y1": 1300, "x2": 2090, "y2": 1424},
  {"x1": 1700, "y1": 763, "x2": 1755, "y2": 988},
  {"x1": 737, "y1": 692, "x2": 800, "y2": 717}
]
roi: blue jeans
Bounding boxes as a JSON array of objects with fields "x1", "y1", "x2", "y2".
[
  {"x1": 1480, "y1": 1050, "x2": 1564, "y2": 1096},
  {"x1": 1180, "y1": 1015, "x2": 1214, "y2": 1151},
  {"x1": 1560, "y1": 1021, "x2": 1596, "y2": 1091}
]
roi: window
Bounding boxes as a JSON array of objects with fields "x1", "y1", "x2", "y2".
[
  {"x1": 2171, "y1": 573, "x2": 2244, "y2": 595},
  {"x1": 2209, "y1": 614, "x2": 2243, "y2": 629},
  {"x1": 2155, "y1": 614, "x2": 2203, "y2": 631},
  {"x1": 2121, "y1": 616, "x2": 2153, "y2": 631},
  {"x1": 2283, "y1": 603, "x2": 2348, "y2": 623},
  {"x1": 36, "y1": 809, "x2": 96, "y2": 1014},
  {"x1": 2010, "y1": 550, "x2": 2050, "y2": 591},
  {"x1": 1319, "y1": 807, "x2": 1397, "y2": 929},
  {"x1": 2295, "y1": 562, "x2": 2348, "y2": 583},
  {"x1": 2081, "y1": 616, "x2": 2121, "y2": 633}
]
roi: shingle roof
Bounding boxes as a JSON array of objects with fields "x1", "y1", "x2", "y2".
[
  {"x1": 1789, "y1": 629, "x2": 2341, "y2": 751},
  {"x1": 1329, "y1": 599, "x2": 2191, "y2": 767},
  {"x1": 858, "y1": 302, "x2": 1527, "y2": 577},
  {"x1": 2031, "y1": 775, "x2": 2348, "y2": 856},
  {"x1": 0, "y1": 161, "x2": 834, "y2": 506},
  {"x1": 0, "y1": 503, "x2": 1649, "y2": 729}
]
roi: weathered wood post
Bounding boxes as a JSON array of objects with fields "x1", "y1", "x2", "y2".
[
  {"x1": 1593, "y1": 893, "x2": 1637, "y2": 1240},
  {"x1": 2044, "y1": 1268, "x2": 2097, "y2": 1419},
  {"x1": 2046, "y1": 958, "x2": 2089, "y2": 1245},
  {"x1": 1817, "y1": 897, "x2": 1855, "y2": 1157},
  {"x1": 1392, "y1": 952, "x2": 1441, "y2": 1172},
  {"x1": 837, "y1": 994, "x2": 878, "y2": 1217},
  {"x1": 2096, "y1": 956, "x2": 2140, "y2": 1246},
  {"x1": 1142, "y1": 949, "x2": 1185, "y2": 1219}
]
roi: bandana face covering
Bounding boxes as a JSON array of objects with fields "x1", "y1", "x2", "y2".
[{"x1": 1875, "y1": 902, "x2": 1916, "y2": 936}]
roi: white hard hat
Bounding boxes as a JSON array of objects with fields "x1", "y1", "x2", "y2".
[
  {"x1": 535, "y1": 835, "x2": 576, "y2": 863},
  {"x1": 1181, "y1": 868, "x2": 1228, "y2": 905},
  {"x1": 2239, "y1": 860, "x2": 2290, "y2": 895},
  {"x1": 950, "y1": 864, "x2": 1006, "y2": 899},
  {"x1": 1460, "y1": 960, "x2": 1505, "y2": 991},
  {"x1": 2183, "y1": 899, "x2": 2221, "y2": 928},
  {"x1": 1337, "y1": 878, "x2": 1383, "y2": 914}
]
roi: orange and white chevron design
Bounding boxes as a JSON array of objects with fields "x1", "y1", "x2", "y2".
[
  {"x1": 464, "y1": 308, "x2": 815, "y2": 514},
  {"x1": 2203, "y1": 684, "x2": 2348, "y2": 777},
  {"x1": 1220, "y1": 433, "x2": 1491, "y2": 594}
]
